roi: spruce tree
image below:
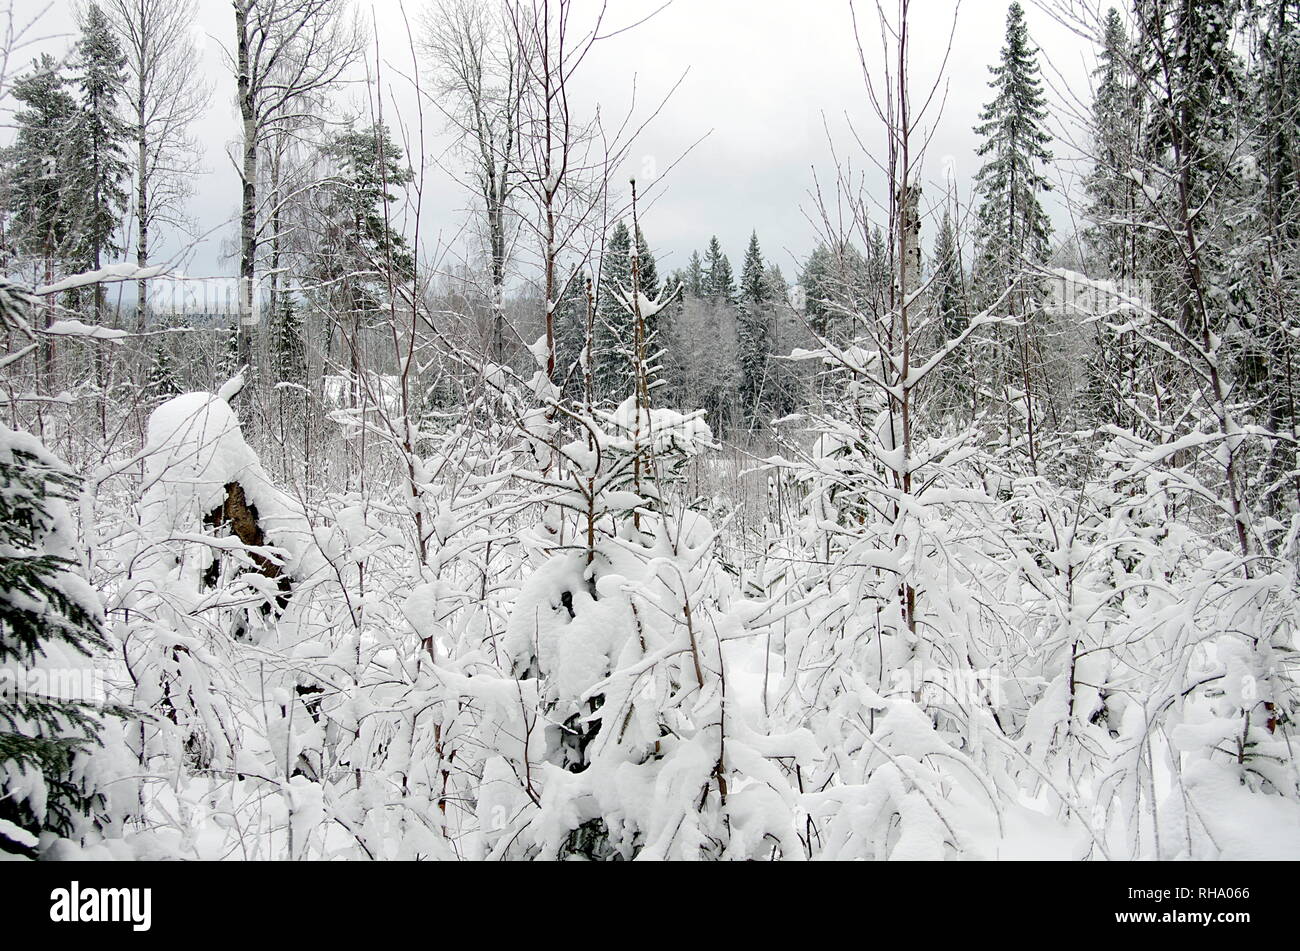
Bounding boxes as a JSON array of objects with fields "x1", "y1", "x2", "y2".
[
  {"x1": 800, "y1": 244, "x2": 836, "y2": 339},
  {"x1": 144, "y1": 339, "x2": 181, "y2": 403},
  {"x1": 1083, "y1": 8, "x2": 1144, "y2": 433},
  {"x1": 270, "y1": 296, "x2": 306, "y2": 387},
  {"x1": 593, "y1": 221, "x2": 664, "y2": 403},
  {"x1": 932, "y1": 210, "x2": 968, "y2": 344},
  {"x1": 68, "y1": 2, "x2": 130, "y2": 307},
  {"x1": 971, "y1": 1, "x2": 1055, "y2": 304},
  {"x1": 635, "y1": 225, "x2": 660, "y2": 302},
  {"x1": 737, "y1": 231, "x2": 773, "y2": 425},
  {"x1": 930, "y1": 209, "x2": 973, "y2": 420},
  {"x1": 0, "y1": 280, "x2": 121, "y2": 857},
  {"x1": 5, "y1": 56, "x2": 77, "y2": 283},
  {"x1": 684, "y1": 250, "x2": 706, "y2": 299},
  {"x1": 595, "y1": 220, "x2": 633, "y2": 401},
  {"x1": 1084, "y1": 7, "x2": 1141, "y2": 281},
  {"x1": 971, "y1": 2, "x2": 1056, "y2": 464},
  {"x1": 1252, "y1": 0, "x2": 1300, "y2": 514},
  {"x1": 703, "y1": 236, "x2": 735, "y2": 305}
]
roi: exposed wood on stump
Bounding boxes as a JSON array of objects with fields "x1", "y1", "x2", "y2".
[{"x1": 202, "y1": 481, "x2": 293, "y2": 612}]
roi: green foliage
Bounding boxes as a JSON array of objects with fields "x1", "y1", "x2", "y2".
[
  {"x1": 67, "y1": 1, "x2": 131, "y2": 275},
  {"x1": 3, "y1": 56, "x2": 78, "y2": 267},
  {"x1": 972, "y1": 1, "x2": 1054, "y2": 300}
]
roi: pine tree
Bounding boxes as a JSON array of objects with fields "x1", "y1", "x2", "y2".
[
  {"x1": 315, "y1": 121, "x2": 414, "y2": 402},
  {"x1": 737, "y1": 231, "x2": 773, "y2": 425},
  {"x1": 971, "y1": 1, "x2": 1055, "y2": 303},
  {"x1": 319, "y1": 122, "x2": 415, "y2": 290},
  {"x1": 0, "y1": 281, "x2": 121, "y2": 858}
]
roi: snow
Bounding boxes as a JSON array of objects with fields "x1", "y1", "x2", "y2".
[
  {"x1": 43, "y1": 320, "x2": 131, "y2": 341},
  {"x1": 35, "y1": 263, "x2": 168, "y2": 296}
]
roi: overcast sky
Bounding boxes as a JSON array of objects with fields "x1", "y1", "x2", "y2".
[{"x1": 6, "y1": 0, "x2": 1103, "y2": 286}]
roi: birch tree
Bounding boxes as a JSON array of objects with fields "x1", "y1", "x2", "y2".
[
  {"x1": 229, "y1": 0, "x2": 361, "y2": 373},
  {"x1": 104, "y1": 0, "x2": 210, "y2": 329}
]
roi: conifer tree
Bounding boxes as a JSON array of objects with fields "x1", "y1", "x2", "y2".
[
  {"x1": 703, "y1": 236, "x2": 735, "y2": 305},
  {"x1": 930, "y1": 208, "x2": 973, "y2": 419},
  {"x1": 635, "y1": 225, "x2": 660, "y2": 302},
  {"x1": 1082, "y1": 8, "x2": 1145, "y2": 433},
  {"x1": 5, "y1": 57, "x2": 77, "y2": 286},
  {"x1": 800, "y1": 243, "x2": 837, "y2": 339},
  {"x1": 595, "y1": 221, "x2": 662, "y2": 402},
  {"x1": 270, "y1": 296, "x2": 306, "y2": 387},
  {"x1": 972, "y1": 1, "x2": 1054, "y2": 302},
  {"x1": 595, "y1": 220, "x2": 633, "y2": 401},
  {"x1": 684, "y1": 249, "x2": 706, "y2": 299},
  {"x1": 1085, "y1": 7, "x2": 1141, "y2": 281},
  {"x1": 0, "y1": 281, "x2": 121, "y2": 857},
  {"x1": 68, "y1": 2, "x2": 131, "y2": 316},
  {"x1": 314, "y1": 122, "x2": 413, "y2": 401},
  {"x1": 737, "y1": 231, "x2": 773, "y2": 425},
  {"x1": 971, "y1": 2, "x2": 1056, "y2": 465}
]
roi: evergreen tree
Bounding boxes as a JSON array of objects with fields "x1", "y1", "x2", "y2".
[
  {"x1": 703, "y1": 236, "x2": 735, "y2": 305},
  {"x1": 319, "y1": 122, "x2": 415, "y2": 291},
  {"x1": 970, "y1": 2, "x2": 1057, "y2": 463},
  {"x1": 4, "y1": 57, "x2": 77, "y2": 281},
  {"x1": 1251, "y1": 0, "x2": 1300, "y2": 514},
  {"x1": 931, "y1": 209, "x2": 973, "y2": 415},
  {"x1": 554, "y1": 271, "x2": 591, "y2": 406},
  {"x1": 1084, "y1": 7, "x2": 1141, "y2": 280},
  {"x1": 594, "y1": 221, "x2": 664, "y2": 403},
  {"x1": 595, "y1": 220, "x2": 633, "y2": 401},
  {"x1": 270, "y1": 296, "x2": 306, "y2": 387},
  {"x1": 864, "y1": 225, "x2": 891, "y2": 313},
  {"x1": 144, "y1": 338, "x2": 181, "y2": 402},
  {"x1": 684, "y1": 250, "x2": 706, "y2": 299},
  {"x1": 737, "y1": 231, "x2": 773, "y2": 425},
  {"x1": 1082, "y1": 9, "x2": 1145, "y2": 433},
  {"x1": 67, "y1": 2, "x2": 130, "y2": 298},
  {"x1": 971, "y1": 1, "x2": 1055, "y2": 304},
  {"x1": 1133, "y1": 0, "x2": 1248, "y2": 330},
  {"x1": 1254, "y1": 0, "x2": 1300, "y2": 243},
  {"x1": 315, "y1": 122, "x2": 414, "y2": 400},
  {"x1": 932, "y1": 209, "x2": 968, "y2": 344},
  {"x1": 800, "y1": 243, "x2": 837, "y2": 339},
  {"x1": 0, "y1": 281, "x2": 121, "y2": 858},
  {"x1": 635, "y1": 225, "x2": 660, "y2": 302}
]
